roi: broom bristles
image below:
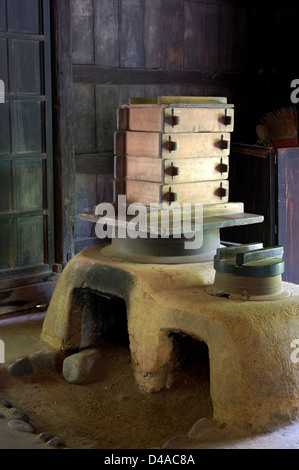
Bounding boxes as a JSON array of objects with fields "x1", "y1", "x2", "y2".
[{"x1": 260, "y1": 107, "x2": 298, "y2": 141}]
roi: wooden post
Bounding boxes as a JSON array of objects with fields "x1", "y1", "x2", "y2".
[{"x1": 50, "y1": 0, "x2": 76, "y2": 266}]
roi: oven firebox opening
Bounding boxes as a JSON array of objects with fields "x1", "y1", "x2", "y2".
[
  {"x1": 167, "y1": 332, "x2": 210, "y2": 386},
  {"x1": 75, "y1": 288, "x2": 129, "y2": 349}
]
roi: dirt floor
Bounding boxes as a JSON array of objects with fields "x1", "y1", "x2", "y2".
[
  {"x1": 0, "y1": 309, "x2": 214, "y2": 450},
  {"x1": 1, "y1": 309, "x2": 299, "y2": 451}
]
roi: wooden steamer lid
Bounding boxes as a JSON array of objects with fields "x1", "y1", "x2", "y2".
[{"x1": 206, "y1": 243, "x2": 290, "y2": 301}]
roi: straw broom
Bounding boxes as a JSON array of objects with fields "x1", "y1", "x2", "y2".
[{"x1": 258, "y1": 107, "x2": 298, "y2": 149}]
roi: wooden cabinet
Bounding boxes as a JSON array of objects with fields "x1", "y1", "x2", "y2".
[{"x1": 222, "y1": 143, "x2": 299, "y2": 284}]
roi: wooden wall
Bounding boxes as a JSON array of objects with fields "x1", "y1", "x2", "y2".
[
  {"x1": 262, "y1": 4, "x2": 299, "y2": 112},
  {"x1": 0, "y1": 1, "x2": 295, "y2": 309},
  {"x1": 67, "y1": 0, "x2": 267, "y2": 254}
]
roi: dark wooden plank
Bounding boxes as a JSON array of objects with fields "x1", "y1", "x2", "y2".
[
  {"x1": 75, "y1": 153, "x2": 114, "y2": 174},
  {"x1": 221, "y1": 146, "x2": 276, "y2": 247},
  {"x1": 0, "y1": 263, "x2": 50, "y2": 283},
  {"x1": 95, "y1": 85, "x2": 120, "y2": 152},
  {"x1": 7, "y1": 0, "x2": 41, "y2": 34},
  {"x1": 231, "y1": 143, "x2": 268, "y2": 158},
  {"x1": 219, "y1": 4, "x2": 234, "y2": 71},
  {"x1": 119, "y1": 84, "x2": 144, "y2": 107},
  {"x1": 0, "y1": 219, "x2": 13, "y2": 270},
  {"x1": 0, "y1": 0, "x2": 6, "y2": 31},
  {"x1": 75, "y1": 173, "x2": 97, "y2": 213},
  {"x1": 0, "y1": 103, "x2": 10, "y2": 154},
  {"x1": 0, "y1": 161, "x2": 11, "y2": 212},
  {"x1": 0, "y1": 38, "x2": 8, "y2": 94},
  {"x1": 16, "y1": 216, "x2": 44, "y2": 268},
  {"x1": 74, "y1": 173, "x2": 97, "y2": 240},
  {"x1": 278, "y1": 148, "x2": 299, "y2": 284},
  {"x1": 71, "y1": 0, "x2": 94, "y2": 65},
  {"x1": 74, "y1": 237, "x2": 104, "y2": 254},
  {"x1": 0, "y1": 0, "x2": 54, "y2": 303},
  {"x1": 96, "y1": 174, "x2": 114, "y2": 206},
  {"x1": 181, "y1": 83, "x2": 209, "y2": 98},
  {"x1": 184, "y1": 2, "x2": 219, "y2": 72},
  {"x1": 13, "y1": 159, "x2": 43, "y2": 211},
  {"x1": 0, "y1": 269, "x2": 59, "y2": 291},
  {"x1": 144, "y1": 84, "x2": 161, "y2": 98},
  {"x1": 120, "y1": 0, "x2": 144, "y2": 68},
  {"x1": 233, "y1": 6, "x2": 249, "y2": 71},
  {"x1": 232, "y1": 5, "x2": 258, "y2": 72},
  {"x1": 161, "y1": 0, "x2": 183, "y2": 69},
  {"x1": 144, "y1": 0, "x2": 161, "y2": 69},
  {"x1": 274, "y1": 7, "x2": 299, "y2": 74},
  {"x1": 94, "y1": 0, "x2": 119, "y2": 67},
  {"x1": 50, "y1": 0, "x2": 76, "y2": 265},
  {"x1": 159, "y1": 84, "x2": 182, "y2": 97},
  {"x1": 205, "y1": 4, "x2": 220, "y2": 73},
  {"x1": 180, "y1": 83, "x2": 233, "y2": 104},
  {"x1": 42, "y1": 0, "x2": 55, "y2": 272},
  {"x1": 184, "y1": 2, "x2": 204, "y2": 71},
  {"x1": 73, "y1": 83, "x2": 96, "y2": 154},
  {"x1": 10, "y1": 101, "x2": 42, "y2": 154},
  {"x1": 9, "y1": 39, "x2": 42, "y2": 95}
]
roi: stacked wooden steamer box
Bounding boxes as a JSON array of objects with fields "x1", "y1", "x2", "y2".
[{"x1": 114, "y1": 96, "x2": 234, "y2": 223}]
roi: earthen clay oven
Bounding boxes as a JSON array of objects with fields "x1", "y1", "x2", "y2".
[{"x1": 42, "y1": 97, "x2": 299, "y2": 432}]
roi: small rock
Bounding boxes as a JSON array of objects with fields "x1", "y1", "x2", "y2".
[
  {"x1": 47, "y1": 436, "x2": 65, "y2": 448},
  {"x1": 162, "y1": 436, "x2": 190, "y2": 449},
  {"x1": 38, "y1": 431, "x2": 54, "y2": 443},
  {"x1": 9, "y1": 407, "x2": 30, "y2": 423},
  {"x1": 8, "y1": 357, "x2": 35, "y2": 377},
  {"x1": 8, "y1": 419, "x2": 35, "y2": 433},
  {"x1": 29, "y1": 350, "x2": 64, "y2": 372},
  {"x1": 116, "y1": 394, "x2": 130, "y2": 401},
  {"x1": 0, "y1": 396, "x2": 12, "y2": 408},
  {"x1": 187, "y1": 417, "x2": 211, "y2": 438},
  {"x1": 0, "y1": 413, "x2": 5, "y2": 419},
  {"x1": 62, "y1": 348, "x2": 103, "y2": 385}
]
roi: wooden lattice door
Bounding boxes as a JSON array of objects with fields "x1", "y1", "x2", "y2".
[{"x1": 0, "y1": 0, "x2": 56, "y2": 314}]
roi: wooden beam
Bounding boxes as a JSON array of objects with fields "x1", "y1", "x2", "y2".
[
  {"x1": 0, "y1": 270, "x2": 60, "y2": 291},
  {"x1": 50, "y1": 0, "x2": 76, "y2": 266},
  {"x1": 231, "y1": 143, "x2": 272, "y2": 159},
  {"x1": 73, "y1": 65, "x2": 264, "y2": 87},
  {"x1": 0, "y1": 281, "x2": 58, "y2": 316}
]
